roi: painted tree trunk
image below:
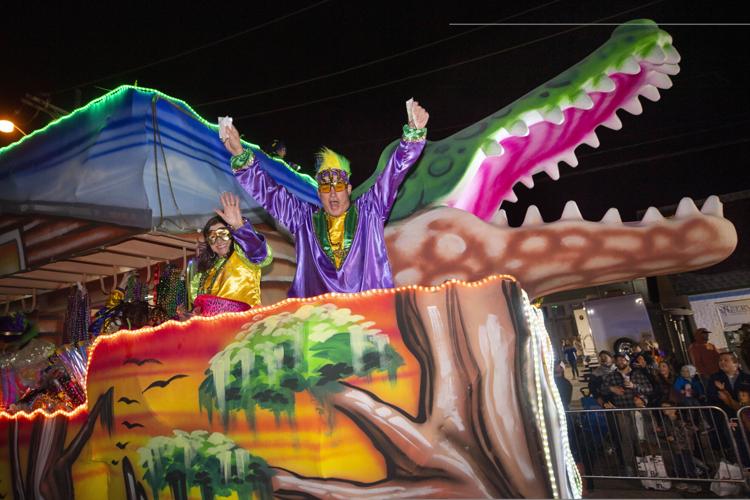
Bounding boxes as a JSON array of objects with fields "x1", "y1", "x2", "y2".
[
  {"x1": 166, "y1": 471, "x2": 188, "y2": 500},
  {"x1": 6, "y1": 388, "x2": 114, "y2": 500},
  {"x1": 199, "y1": 482, "x2": 214, "y2": 500},
  {"x1": 273, "y1": 280, "x2": 567, "y2": 498},
  {"x1": 123, "y1": 456, "x2": 148, "y2": 500}
]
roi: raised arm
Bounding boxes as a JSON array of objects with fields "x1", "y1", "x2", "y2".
[
  {"x1": 214, "y1": 192, "x2": 271, "y2": 266},
  {"x1": 366, "y1": 101, "x2": 429, "y2": 218},
  {"x1": 223, "y1": 124, "x2": 308, "y2": 232}
]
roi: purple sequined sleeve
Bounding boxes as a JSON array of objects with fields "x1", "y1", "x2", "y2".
[
  {"x1": 230, "y1": 223, "x2": 269, "y2": 264},
  {"x1": 234, "y1": 155, "x2": 311, "y2": 232},
  {"x1": 364, "y1": 137, "x2": 426, "y2": 219}
]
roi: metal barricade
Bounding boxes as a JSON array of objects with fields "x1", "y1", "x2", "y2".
[
  {"x1": 738, "y1": 405, "x2": 750, "y2": 472},
  {"x1": 566, "y1": 406, "x2": 747, "y2": 486}
]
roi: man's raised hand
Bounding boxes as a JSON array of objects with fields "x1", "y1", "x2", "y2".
[
  {"x1": 222, "y1": 124, "x2": 244, "y2": 156},
  {"x1": 408, "y1": 100, "x2": 429, "y2": 129}
]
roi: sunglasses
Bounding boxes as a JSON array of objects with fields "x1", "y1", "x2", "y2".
[
  {"x1": 318, "y1": 181, "x2": 347, "y2": 193},
  {"x1": 207, "y1": 227, "x2": 231, "y2": 245}
]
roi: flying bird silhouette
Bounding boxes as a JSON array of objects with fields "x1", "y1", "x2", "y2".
[
  {"x1": 116, "y1": 441, "x2": 129, "y2": 450},
  {"x1": 121, "y1": 421, "x2": 144, "y2": 429},
  {"x1": 142, "y1": 374, "x2": 188, "y2": 393},
  {"x1": 117, "y1": 397, "x2": 140, "y2": 405},
  {"x1": 123, "y1": 357, "x2": 162, "y2": 366}
]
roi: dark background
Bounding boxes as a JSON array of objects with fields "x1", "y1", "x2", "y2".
[{"x1": 2, "y1": 0, "x2": 748, "y2": 226}]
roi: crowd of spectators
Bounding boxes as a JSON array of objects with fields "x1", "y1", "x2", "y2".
[{"x1": 556, "y1": 326, "x2": 750, "y2": 493}]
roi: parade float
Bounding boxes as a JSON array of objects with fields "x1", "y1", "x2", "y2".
[{"x1": 0, "y1": 20, "x2": 738, "y2": 499}]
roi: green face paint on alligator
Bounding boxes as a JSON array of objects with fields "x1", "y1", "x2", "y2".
[{"x1": 352, "y1": 19, "x2": 680, "y2": 221}]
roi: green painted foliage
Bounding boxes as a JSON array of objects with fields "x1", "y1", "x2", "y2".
[
  {"x1": 138, "y1": 430, "x2": 273, "y2": 500},
  {"x1": 199, "y1": 304, "x2": 403, "y2": 428}
]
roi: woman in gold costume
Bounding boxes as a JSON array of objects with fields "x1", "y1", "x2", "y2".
[{"x1": 189, "y1": 192, "x2": 272, "y2": 315}]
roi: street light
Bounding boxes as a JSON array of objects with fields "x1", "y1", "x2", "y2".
[{"x1": 0, "y1": 120, "x2": 27, "y2": 136}]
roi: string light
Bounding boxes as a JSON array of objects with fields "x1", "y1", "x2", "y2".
[
  {"x1": 522, "y1": 291, "x2": 582, "y2": 499},
  {"x1": 0, "y1": 273, "x2": 517, "y2": 420},
  {"x1": 0, "y1": 85, "x2": 252, "y2": 155}
]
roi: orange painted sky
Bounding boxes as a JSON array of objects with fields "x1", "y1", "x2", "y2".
[{"x1": 0, "y1": 292, "x2": 424, "y2": 498}]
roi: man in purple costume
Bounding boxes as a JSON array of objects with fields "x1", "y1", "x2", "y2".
[{"x1": 222, "y1": 101, "x2": 429, "y2": 298}]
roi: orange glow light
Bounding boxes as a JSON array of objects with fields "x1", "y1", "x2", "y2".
[{"x1": 0, "y1": 273, "x2": 518, "y2": 420}]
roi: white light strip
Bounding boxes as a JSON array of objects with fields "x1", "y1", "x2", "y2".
[{"x1": 522, "y1": 291, "x2": 582, "y2": 499}]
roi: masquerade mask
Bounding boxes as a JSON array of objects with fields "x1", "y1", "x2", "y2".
[
  {"x1": 318, "y1": 181, "x2": 347, "y2": 193},
  {"x1": 207, "y1": 227, "x2": 231, "y2": 245}
]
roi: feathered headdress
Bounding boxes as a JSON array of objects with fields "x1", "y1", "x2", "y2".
[{"x1": 315, "y1": 147, "x2": 351, "y2": 184}]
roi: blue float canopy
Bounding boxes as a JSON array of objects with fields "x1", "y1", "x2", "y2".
[{"x1": 0, "y1": 86, "x2": 319, "y2": 233}]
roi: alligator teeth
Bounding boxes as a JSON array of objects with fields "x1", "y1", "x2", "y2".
[
  {"x1": 601, "y1": 113, "x2": 623, "y2": 130},
  {"x1": 675, "y1": 197, "x2": 700, "y2": 218},
  {"x1": 543, "y1": 163, "x2": 560, "y2": 180},
  {"x1": 505, "y1": 189, "x2": 518, "y2": 203},
  {"x1": 481, "y1": 139, "x2": 504, "y2": 156},
  {"x1": 588, "y1": 74, "x2": 616, "y2": 93},
  {"x1": 647, "y1": 72, "x2": 673, "y2": 89},
  {"x1": 700, "y1": 195, "x2": 723, "y2": 217},
  {"x1": 621, "y1": 96, "x2": 643, "y2": 115},
  {"x1": 617, "y1": 56, "x2": 641, "y2": 75},
  {"x1": 543, "y1": 106, "x2": 564, "y2": 125},
  {"x1": 509, "y1": 120, "x2": 529, "y2": 137},
  {"x1": 638, "y1": 85, "x2": 661, "y2": 102},
  {"x1": 600, "y1": 208, "x2": 622, "y2": 224},
  {"x1": 519, "y1": 175, "x2": 535, "y2": 189},
  {"x1": 560, "y1": 200, "x2": 583, "y2": 221},
  {"x1": 491, "y1": 209, "x2": 509, "y2": 226},
  {"x1": 581, "y1": 131, "x2": 600, "y2": 148},
  {"x1": 658, "y1": 64, "x2": 680, "y2": 76},
  {"x1": 644, "y1": 46, "x2": 666, "y2": 64},
  {"x1": 571, "y1": 92, "x2": 595, "y2": 110},
  {"x1": 641, "y1": 207, "x2": 664, "y2": 223},
  {"x1": 663, "y1": 45, "x2": 681, "y2": 64},
  {"x1": 522, "y1": 205, "x2": 544, "y2": 226},
  {"x1": 560, "y1": 152, "x2": 578, "y2": 168}
]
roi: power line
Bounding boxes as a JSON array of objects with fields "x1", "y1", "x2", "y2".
[
  {"x1": 234, "y1": 0, "x2": 666, "y2": 119},
  {"x1": 339, "y1": 114, "x2": 750, "y2": 149},
  {"x1": 195, "y1": 0, "x2": 564, "y2": 107},
  {"x1": 578, "y1": 116, "x2": 750, "y2": 159},
  {"x1": 50, "y1": 0, "x2": 332, "y2": 95},
  {"x1": 547, "y1": 137, "x2": 750, "y2": 181},
  {"x1": 450, "y1": 22, "x2": 750, "y2": 26}
]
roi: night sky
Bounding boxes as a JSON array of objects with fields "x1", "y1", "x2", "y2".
[{"x1": 2, "y1": 0, "x2": 749, "y2": 226}]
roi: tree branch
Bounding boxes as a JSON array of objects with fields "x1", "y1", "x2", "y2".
[
  {"x1": 272, "y1": 468, "x2": 458, "y2": 500},
  {"x1": 59, "y1": 387, "x2": 114, "y2": 466},
  {"x1": 330, "y1": 383, "x2": 435, "y2": 476},
  {"x1": 395, "y1": 290, "x2": 434, "y2": 422},
  {"x1": 9, "y1": 420, "x2": 26, "y2": 500}
]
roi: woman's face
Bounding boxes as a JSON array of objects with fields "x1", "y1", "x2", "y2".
[
  {"x1": 207, "y1": 222, "x2": 232, "y2": 257},
  {"x1": 659, "y1": 362, "x2": 670, "y2": 377}
]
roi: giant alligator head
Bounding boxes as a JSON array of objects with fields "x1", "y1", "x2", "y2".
[{"x1": 373, "y1": 19, "x2": 736, "y2": 297}]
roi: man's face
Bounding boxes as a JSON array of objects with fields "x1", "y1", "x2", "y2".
[
  {"x1": 319, "y1": 182, "x2": 352, "y2": 217},
  {"x1": 599, "y1": 353, "x2": 612, "y2": 366},
  {"x1": 719, "y1": 354, "x2": 739, "y2": 375},
  {"x1": 615, "y1": 356, "x2": 629, "y2": 370}
]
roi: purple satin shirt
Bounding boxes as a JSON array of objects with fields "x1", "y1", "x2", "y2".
[{"x1": 235, "y1": 138, "x2": 425, "y2": 298}]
